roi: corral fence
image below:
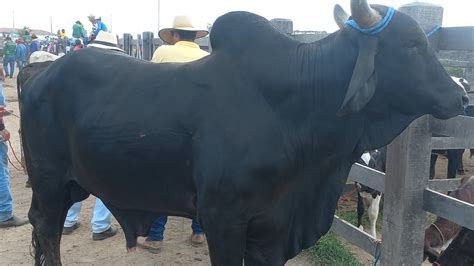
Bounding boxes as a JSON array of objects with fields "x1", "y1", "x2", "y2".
[
  {"x1": 117, "y1": 32, "x2": 211, "y2": 60},
  {"x1": 330, "y1": 4, "x2": 474, "y2": 265},
  {"x1": 334, "y1": 115, "x2": 474, "y2": 265}
]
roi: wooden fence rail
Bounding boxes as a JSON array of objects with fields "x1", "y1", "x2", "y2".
[
  {"x1": 424, "y1": 189, "x2": 474, "y2": 230},
  {"x1": 332, "y1": 115, "x2": 474, "y2": 265}
]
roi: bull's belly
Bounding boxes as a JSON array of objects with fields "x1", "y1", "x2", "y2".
[
  {"x1": 74, "y1": 165, "x2": 197, "y2": 217},
  {"x1": 71, "y1": 130, "x2": 197, "y2": 217}
]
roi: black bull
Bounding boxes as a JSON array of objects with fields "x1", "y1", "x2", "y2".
[
  {"x1": 21, "y1": 6, "x2": 467, "y2": 266},
  {"x1": 436, "y1": 227, "x2": 474, "y2": 266}
]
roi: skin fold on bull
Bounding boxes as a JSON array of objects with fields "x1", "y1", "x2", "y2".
[{"x1": 21, "y1": 1, "x2": 467, "y2": 265}]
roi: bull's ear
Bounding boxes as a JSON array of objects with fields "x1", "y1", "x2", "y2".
[
  {"x1": 337, "y1": 35, "x2": 378, "y2": 116},
  {"x1": 334, "y1": 4, "x2": 349, "y2": 29}
]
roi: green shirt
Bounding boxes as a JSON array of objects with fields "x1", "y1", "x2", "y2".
[
  {"x1": 3, "y1": 41, "x2": 16, "y2": 56},
  {"x1": 72, "y1": 24, "x2": 86, "y2": 38}
]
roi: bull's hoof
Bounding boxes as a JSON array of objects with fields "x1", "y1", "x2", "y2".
[{"x1": 127, "y1": 247, "x2": 137, "y2": 252}]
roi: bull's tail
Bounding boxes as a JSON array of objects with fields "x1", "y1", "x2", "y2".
[
  {"x1": 31, "y1": 228, "x2": 45, "y2": 266},
  {"x1": 16, "y1": 72, "x2": 22, "y2": 110}
]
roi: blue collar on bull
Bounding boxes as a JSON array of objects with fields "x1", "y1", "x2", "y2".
[
  {"x1": 345, "y1": 7, "x2": 395, "y2": 35},
  {"x1": 426, "y1": 24, "x2": 442, "y2": 37}
]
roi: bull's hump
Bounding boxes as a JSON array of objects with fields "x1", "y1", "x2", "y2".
[{"x1": 210, "y1": 11, "x2": 271, "y2": 52}]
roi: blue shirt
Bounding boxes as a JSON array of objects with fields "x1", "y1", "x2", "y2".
[
  {"x1": 29, "y1": 40, "x2": 41, "y2": 53},
  {"x1": 15, "y1": 43, "x2": 28, "y2": 61},
  {"x1": 93, "y1": 21, "x2": 108, "y2": 38}
]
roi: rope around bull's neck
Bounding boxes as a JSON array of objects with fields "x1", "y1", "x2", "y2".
[{"x1": 345, "y1": 7, "x2": 395, "y2": 35}]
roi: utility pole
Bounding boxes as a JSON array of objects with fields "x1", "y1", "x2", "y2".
[
  {"x1": 12, "y1": 10, "x2": 15, "y2": 28},
  {"x1": 157, "y1": 0, "x2": 161, "y2": 33},
  {"x1": 110, "y1": 13, "x2": 113, "y2": 32},
  {"x1": 50, "y1": 16, "x2": 53, "y2": 33}
]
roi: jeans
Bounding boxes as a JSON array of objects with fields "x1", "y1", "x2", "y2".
[
  {"x1": 64, "y1": 197, "x2": 112, "y2": 233},
  {"x1": 3, "y1": 55, "x2": 15, "y2": 77},
  {"x1": 0, "y1": 142, "x2": 13, "y2": 222},
  {"x1": 17, "y1": 60, "x2": 27, "y2": 72},
  {"x1": 148, "y1": 215, "x2": 203, "y2": 241}
]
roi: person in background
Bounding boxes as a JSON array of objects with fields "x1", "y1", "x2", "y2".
[
  {"x1": 142, "y1": 15, "x2": 209, "y2": 254},
  {"x1": 73, "y1": 39, "x2": 83, "y2": 51},
  {"x1": 29, "y1": 34, "x2": 41, "y2": 54},
  {"x1": 72, "y1": 21, "x2": 88, "y2": 44},
  {"x1": 88, "y1": 15, "x2": 108, "y2": 42},
  {"x1": 151, "y1": 15, "x2": 209, "y2": 63},
  {"x1": 60, "y1": 29, "x2": 68, "y2": 39},
  {"x1": 15, "y1": 39, "x2": 28, "y2": 71},
  {"x1": 0, "y1": 68, "x2": 29, "y2": 228},
  {"x1": 2, "y1": 37, "x2": 16, "y2": 78}
]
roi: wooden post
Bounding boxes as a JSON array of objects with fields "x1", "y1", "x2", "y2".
[
  {"x1": 123, "y1": 33, "x2": 132, "y2": 56},
  {"x1": 381, "y1": 116, "x2": 431, "y2": 265},
  {"x1": 136, "y1": 34, "x2": 142, "y2": 59},
  {"x1": 142, "y1": 31, "x2": 154, "y2": 61}
]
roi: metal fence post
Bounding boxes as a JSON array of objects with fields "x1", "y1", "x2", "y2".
[
  {"x1": 381, "y1": 116, "x2": 431, "y2": 265},
  {"x1": 142, "y1": 31, "x2": 154, "y2": 61},
  {"x1": 123, "y1": 33, "x2": 132, "y2": 56}
]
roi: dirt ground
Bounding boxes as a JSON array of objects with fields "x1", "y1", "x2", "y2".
[
  {"x1": 0, "y1": 72, "x2": 312, "y2": 265},
  {"x1": 1, "y1": 69, "x2": 471, "y2": 265}
]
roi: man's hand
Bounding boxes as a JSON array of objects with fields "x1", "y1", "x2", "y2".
[
  {"x1": 0, "y1": 106, "x2": 7, "y2": 117},
  {"x1": 0, "y1": 129, "x2": 10, "y2": 142}
]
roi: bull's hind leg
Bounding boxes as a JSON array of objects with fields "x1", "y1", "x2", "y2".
[{"x1": 29, "y1": 180, "x2": 83, "y2": 265}]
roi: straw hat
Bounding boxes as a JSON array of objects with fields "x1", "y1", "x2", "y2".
[
  {"x1": 88, "y1": 31, "x2": 123, "y2": 52},
  {"x1": 159, "y1": 15, "x2": 208, "y2": 44}
]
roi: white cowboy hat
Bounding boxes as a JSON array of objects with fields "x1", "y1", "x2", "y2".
[
  {"x1": 159, "y1": 15, "x2": 209, "y2": 44},
  {"x1": 88, "y1": 31, "x2": 123, "y2": 52}
]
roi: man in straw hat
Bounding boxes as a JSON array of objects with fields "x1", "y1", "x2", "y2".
[
  {"x1": 151, "y1": 15, "x2": 209, "y2": 63},
  {"x1": 141, "y1": 15, "x2": 208, "y2": 253}
]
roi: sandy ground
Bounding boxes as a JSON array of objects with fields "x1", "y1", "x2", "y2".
[{"x1": 0, "y1": 71, "x2": 311, "y2": 265}]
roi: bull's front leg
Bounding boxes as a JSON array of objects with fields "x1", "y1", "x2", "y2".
[{"x1": 200, "y1": 209, "x2": 248, "y2": 266}]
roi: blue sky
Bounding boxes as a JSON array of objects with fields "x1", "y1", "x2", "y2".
[{"x1": 1, "y1": 0, "x2": 473, "y2": 36}]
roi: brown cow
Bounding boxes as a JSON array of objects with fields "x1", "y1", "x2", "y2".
[{"x1": 424, "y1": 176, "x2": 474, "y2": 262}]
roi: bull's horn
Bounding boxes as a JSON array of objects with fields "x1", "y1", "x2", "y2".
[{"x1": 351, "y1": 0, "x2": 382, "y2": 28}]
